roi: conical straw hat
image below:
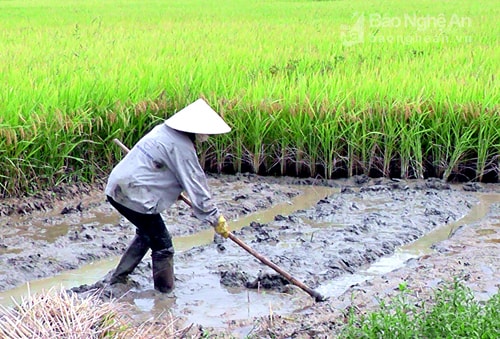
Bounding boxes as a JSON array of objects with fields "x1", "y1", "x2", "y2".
[{"x1": 165, "y1": 99, "x2": 231, "y2": 134}]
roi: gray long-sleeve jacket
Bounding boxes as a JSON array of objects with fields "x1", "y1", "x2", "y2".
[{"x1": 105, "y1": 123, "x2": 220, "y2": 226}]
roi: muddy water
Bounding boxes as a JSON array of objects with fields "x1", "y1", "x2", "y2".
[
  {"x1": 1, "y1": 178, "x2": 498, "y2": 333},
  {"x1": 317, "y1": 193, "x2": 500, "y2": 298},
  {"x1": 0, "y1": 175, "x2": 303, "y2": 294},
  {"x1": 0, "y1": 185, "x2": 334, "y2": 310},
  {"x1": 401, "y1": 193, "x2": 499, "y2": 255},
  {"x1": 118, "y1": 189, "x2": 496, "y2": 330}
]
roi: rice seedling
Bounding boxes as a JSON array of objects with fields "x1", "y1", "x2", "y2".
[
  {"x1": 474, "y1": 110, "x2": 500, "y2": 181},
  {"x1": 343, "y1": 109, "x2": 384, "y2": 177},
  {"x1": 235, "y1": 107, "x2": 279, "y2": 174},
  {"x1": 314, "y1": 110, "x2": 347, "y2": 179},
  {"x1": 399, "y1": 108, "x2": 429, "y2": 179},
  {"x1": 285, "y1": 109, "x2": 316, "y2": 176},
  {"x1": 381, "y1": 110, "x2": 403, "y2": 178},
  {"x1": 269, "y1": 110, "x2": 294, "y2": 176},
  {"x1": 202, "y1": 130, "x2": 233, "y2": 173},
  {"x1": 440, "y1": 111, "x2": 478, "y2": 181}
]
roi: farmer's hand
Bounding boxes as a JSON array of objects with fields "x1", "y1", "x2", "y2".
[{"x1": 215, "y1": 215, "x2": 230, "y2": 238}]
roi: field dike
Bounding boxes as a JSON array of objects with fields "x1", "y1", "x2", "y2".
[{"x1": 0, "y1": 173, "x2": 499, "y2": 337}]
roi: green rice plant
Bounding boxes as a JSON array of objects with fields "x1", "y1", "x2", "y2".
[
  {"x1": 269, "y1": 110, "x2": 294, "y2": 176},
  {"x1": 399, "y1": 107, "x2": 430, "y2": 179},
  {"x1": 302, "y1": 95, "x2": 352, "y2": 178},
  {"x1": 473, "y1": 109, "x2": 500, "y2": 181},
  {"x1": 441, "y1": 111, "x2": 477, "y2": 181},
  {"x1": 426, "y1": 104, "x2": 477, "y2": 181},
  {"x1": 202, "y1": 130, "x2": 233, "y2": 173},
  {"x1": 425, "y1": 108, "x2": 449, "y2": 179},
  {"x1": 285, "y1": 109, "x2": 316, "y2": 176},
  {"x1": 314, "y1": 111, "x2": 348, "y2": 179},
  {"x1": 342, "y1": 113, "x2": 362, "y2": 177},
  {"x1": 381, "y1": 109, "x2": 403, "y2": 177},
  {"x1": 230, "y1": 105, "x2": 279, "y2": 174},
  {"x1": 208, "y1": 98, "x2": 247, "y2": 173},
  {"x1": 297, "y1": 97, "x2": 321, "y2": 177},
  {"x1": 494, "y1": 121, "x2": 500, "y2": 179},
  {"x1": 344, "y1": 109, "x2": 383, "y2": 177}
]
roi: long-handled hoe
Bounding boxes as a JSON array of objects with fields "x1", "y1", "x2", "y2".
[{"x1": 112, "y1": 138, "x2": 327, "y2": 302}]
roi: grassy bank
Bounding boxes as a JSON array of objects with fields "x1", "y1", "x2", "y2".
[
  {"x1": 342, "y1": 280, "x2": 500, "y2": 338},
  {"x1": 1, "y1": 0, "x2": 499, "y2": 196}
]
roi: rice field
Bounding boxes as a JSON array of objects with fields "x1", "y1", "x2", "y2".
[{"x1": 1, "y1": 0, "x2": 499, "y2": 197}]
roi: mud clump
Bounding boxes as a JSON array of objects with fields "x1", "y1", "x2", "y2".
[
  {"x1": 219, "y1": 270, "x2": 250, "y2": 288},
  {"x1": 245, "y1": 273, "x2": 291, "y2": 293},
  {"x1": 218, "y1": 270, "x2": 291, "y2": 293},
  {"x1": 0, "y1": 181, "x2": 104, "y2": 217}
]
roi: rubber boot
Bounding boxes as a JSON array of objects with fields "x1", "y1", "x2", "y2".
[
  {"x1": 109, "y1": 235, "x2": 150, "y2": 284},
  {"x1": 152, "y1": 248, "x2": 175, "y2": 293}
]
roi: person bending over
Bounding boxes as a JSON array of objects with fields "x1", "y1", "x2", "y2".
[{"x1": 105, "y1": 98, "x2": 231, "y2": 292}]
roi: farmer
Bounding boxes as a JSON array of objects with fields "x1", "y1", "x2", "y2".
[{"x1": 105, "y1": 98, "x2": 231, "y2": 293}]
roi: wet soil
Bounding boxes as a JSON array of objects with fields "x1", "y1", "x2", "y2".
[
  {"x1": 0, "y1": 174, "x2": 499, "y2": 338},
  {"x1": 0, "y1": 174, "x2": 302, "y2": 292}
]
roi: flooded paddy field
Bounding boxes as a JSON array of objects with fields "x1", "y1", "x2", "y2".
[{"x1": 0, "y1": 174, "x2": 499, "y2": 337}]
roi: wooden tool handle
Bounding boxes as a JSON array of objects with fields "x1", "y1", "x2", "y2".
[{"x1": 112, "y1": 138, "x2": 327, "y2": 302}]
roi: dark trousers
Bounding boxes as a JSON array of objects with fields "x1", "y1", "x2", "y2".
[{"x1": 107, "y1": 196, "x2": 174, "y2": 253}]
